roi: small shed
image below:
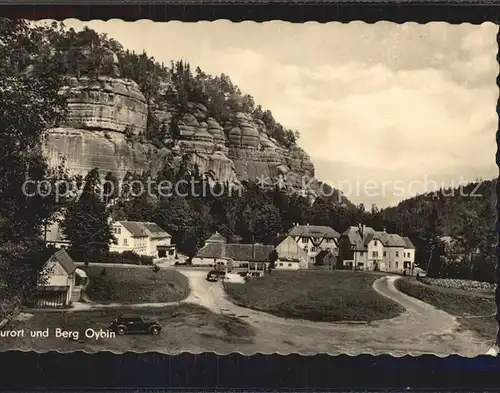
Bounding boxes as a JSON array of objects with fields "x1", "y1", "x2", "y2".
[{"x1": 37, "y1": 249, "x2": 78, "y2": 307}]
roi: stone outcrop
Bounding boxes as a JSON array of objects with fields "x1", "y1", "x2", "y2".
[
  {"x1": 45, "y1": 127, "x2": 155, "y2": 179},
  {"x1": 45, "y1": 76, "x2": 158, "y2": 179},
  {"x1": 44, "y1": 74, "x2": 316, "y2": 190},
  {"x1": 59, "y1": 76, "x2": 147, "y2": 134},
  {"x1": 176, "y1": 110, "x2": 237, "y2": 182}
]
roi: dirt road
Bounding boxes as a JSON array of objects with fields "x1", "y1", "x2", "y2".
[{"x1": 178, "y1": 269, "x2": 490, "y2": 356}]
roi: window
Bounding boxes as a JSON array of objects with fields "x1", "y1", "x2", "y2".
[
  {"x1": 360, "y1": 252, "x2": 364, "y2": 256},
  {"x1": 301, "y1": 238, "x2": 308, "y2": 243},
  {"x1": 396, "y1": 262, "x2": 399, "y2": 268},
  {"x1": 383, "y1": 251, "x2": 386, "y2": 257},
  {"x1": 123, "y1": 238, "x2": 128, "y2": 246},
  {"x1": 279, "y1": 263, "x2": 283, "y2": 266},
  {"x1": 304, "y1": 246, "x2": 309, "y2": 251},
  {"x1": 113, "y1": 226, "x2": 121, "y2": 234},
  {"x1": 372, "y1": 251, "x2": 378, "y2": 258},
  {"x1": 311, "y1": 246, "x2": 316, "y2": 252},
  {"x1": 374, "y1": 240, "x2": 378, "y2": 246},
  {"x1": 288, "y1": 263, "x2": 292, "y2": 267},
  {"x1": 395, "y1": 251, "x2": 399, "y2": 257}
]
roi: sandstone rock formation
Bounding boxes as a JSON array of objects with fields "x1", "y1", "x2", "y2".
[
  {"x1": 44, "y1": 73, "x2": 316, "y2": 190},
  {"x1": 45, "y1": 76, "x2": 157, "y2": 179}
]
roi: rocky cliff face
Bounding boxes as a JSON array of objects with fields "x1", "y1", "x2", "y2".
[
  {"x1": 45, "y1": 75, "x2": 316, "y2": 188},
  {"x1": 45, "y1": 76, "x2": 158, "y2": 178}
]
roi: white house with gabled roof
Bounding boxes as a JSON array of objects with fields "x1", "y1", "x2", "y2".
[
  {"x1": 287, "y1": 224, "x2": 340, "y2": 264},
  {"x1": 109, "y1": 221, "x2": 176, "y2": 259},
  {"x1": 37, "y1": 249, "x2": 88, "y2": 307},
  {"x1": 338, "y1": 224, "x2": 417, "y2": 273}
]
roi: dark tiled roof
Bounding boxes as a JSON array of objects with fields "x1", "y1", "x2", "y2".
[
  {"x1": 142, "y1": 222, "x2": 171, "y2": 239},
  {"x1": 50, "y1": 249, "x2": 77, "y2": 275},
  {"x1": 341, "y1": 226, "x2": 407, "y2": 250},
  {"x1": 206, "y1": 231, "x2": 227, "y2": 244},
  {"x1": 342, "y1": 226, "x2": 367, "y2": 251},
  {"x1": 381, "y1": 233, "x2": 406, "y2": 247},
  {"x1": 403, "y1": 236, "x2": 416, "y2": 249},
  {"x1": 120, "y1": 221, "x2": 148, "y2": 237},
  {"x1": 119, "y1": 221, "x2": 171, "y2": 238},
  {"x1": 195, "y1": 243, "x2": 274, "y2": 262},
  {"x1": 288, "y1": 225, "x2": 340, "y2": 239}
]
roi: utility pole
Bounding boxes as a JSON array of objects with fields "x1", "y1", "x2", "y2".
[{"x1": 425, "y1": 247, "x2": 433, "y2": 277}]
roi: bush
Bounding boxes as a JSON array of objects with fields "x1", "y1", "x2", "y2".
[
  {"x1": 420, "y1": 277, "x2": 495, "y2": 293},
  {"x1": 67, "y1": 249, "x2": 154, "y2": 265},
  {"x1": 0, "y1": 294, "x2": 21, "y2": 321},
  {"x1": 151, "y1": 264, "x2": 160, "y2": 273}
]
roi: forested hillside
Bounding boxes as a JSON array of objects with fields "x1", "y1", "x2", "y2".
[
  {"x1": 46, "y1": 23, "x2": 300, "y2": 150},
  {"x1": 374, "y1": 180, "x2": 497, "y2": 282}
]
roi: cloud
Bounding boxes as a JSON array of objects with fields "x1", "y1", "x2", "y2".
[{"x1": 207, "y1": 50, "x2": 496, "y2": 207}]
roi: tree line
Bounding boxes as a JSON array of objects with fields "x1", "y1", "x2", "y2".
[{"x1": 56, "y1": 162, "x2": 497, "y2": 284}]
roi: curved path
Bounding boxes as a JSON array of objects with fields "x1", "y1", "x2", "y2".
[{"x1": 177, "y1": 270, "x2": 489, "y2": 356}]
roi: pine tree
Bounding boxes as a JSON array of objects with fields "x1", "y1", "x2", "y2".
[{"x1": 62, "y1": 169, "x2": 114, "y2": 266}]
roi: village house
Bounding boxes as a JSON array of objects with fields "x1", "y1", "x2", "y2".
[
  {"x1": 109, "y1": 221, "x2": 176, "y2": 259},
  {"x1": 36, "y1": 249, "x2": 88, "y2": 307},
  {"x1": 338, "y1": 224, "x2": 416, "y2": 272},
  {"x1": 192, "y1": 232, "x2": 274, "y2": 276},
  {"x1": 314, "y1": 249, "x2": 338, "y2": 269},
  {"x1": 288, "y1": 224, "x2": 340, "y2": 264},
  {"x1": 271, "y1": 235, "x2": 309, "y2": 270},
  {"x1": 403, "y1": 236, "x2": 416, "y2": 271}
]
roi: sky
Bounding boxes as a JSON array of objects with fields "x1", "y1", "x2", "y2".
[{"x1": 55, "y1": 20, "x2": 498, "y2": 207}]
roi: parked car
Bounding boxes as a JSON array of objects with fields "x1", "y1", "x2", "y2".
[
  {"x1": 109, "y1": 315, "x2": 162, "y2": 336},
  {"x1": 206, "y1": 270, "x2": 226, "y2": 282}
]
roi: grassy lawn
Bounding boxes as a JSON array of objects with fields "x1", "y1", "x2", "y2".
[
  {"x1": 83, "y1": 265, "x2": 189, "y2": 304},
  {"x1": 0, "y1": 304, "x2": 255, "y2": 352},
  {"x1": 224, "y1": 270, "x2": 404, "y2": 322},
  {"x1": 396, "y1": 277, "x2": 497, "y2": 341}
]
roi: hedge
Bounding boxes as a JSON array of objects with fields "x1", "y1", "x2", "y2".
[{"x1": 67, "y1": 249, "x2": 154, "y2": 265}]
